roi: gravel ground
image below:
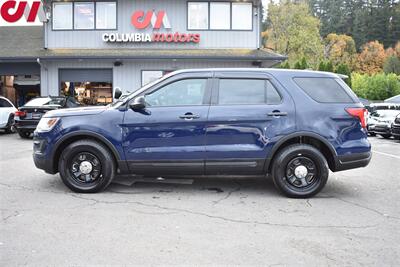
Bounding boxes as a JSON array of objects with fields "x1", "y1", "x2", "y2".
[{"x1": 1, "y1": 133, "x2": 399, "y2": 266}]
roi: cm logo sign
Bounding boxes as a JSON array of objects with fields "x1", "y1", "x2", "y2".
[
  {"x1": 0, "y1": 0, "x2": 45, "y2": 23},
  {"x1": 131, "y1": 10, "x2": 171, "y2": 30}
]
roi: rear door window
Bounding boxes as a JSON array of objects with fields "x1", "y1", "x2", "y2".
[
  {"x1": 293, "y1": 77, "x2": 354, "y2": 103},
  {"x1": 217, "y1": 79, "x2": 281, "y2": 105}
]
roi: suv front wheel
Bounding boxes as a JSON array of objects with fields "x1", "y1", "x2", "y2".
[
  {"x1": 59, "y1": 140, "x2": 116, "y2": 193},
  {"x1": 272, "y1": 144, "x2": 329, "y2": 198}
]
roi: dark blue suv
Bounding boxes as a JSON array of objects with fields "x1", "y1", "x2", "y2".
[{"x1": 33, "y1": 69, "x2": 371, "y2": 198}]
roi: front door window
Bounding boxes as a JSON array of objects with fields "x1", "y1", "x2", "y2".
[{"x1": 145, "y1": 79, "x2": 207, "y2": 107}]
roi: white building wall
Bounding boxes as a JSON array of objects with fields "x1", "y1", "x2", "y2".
[
  {"x1": 40, "y1": 60, "x2": 262, "y2": 96},
  {"x1": 46, "y1": 0, "x2": 261, "y2": 49}
]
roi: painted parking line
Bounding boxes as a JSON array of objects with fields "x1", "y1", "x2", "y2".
[{"x1": 373, "y1": 150, "x2": 400, "y2": 160}]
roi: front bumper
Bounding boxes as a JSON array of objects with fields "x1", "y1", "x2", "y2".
[
  {"x1": 373, "y1": 124, "x2": 391, "y2": 135},
  {"x1": 392, "y1": 124, "x2": 400, "y2": 137},
  {"x1": 33, "y1": 135, "x2": 57, "y2": 174},
  {"x1": 334, "y1": 151, "x2": 372, "y2": 172}
]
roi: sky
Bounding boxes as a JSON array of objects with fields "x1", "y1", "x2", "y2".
[{"x1": 0, "y1": 0, "x2": 272, "y2": 27}]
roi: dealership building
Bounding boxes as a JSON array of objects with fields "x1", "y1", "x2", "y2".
[{"x1": 0, "y1": 0, "x2": 286, "y2": 106}]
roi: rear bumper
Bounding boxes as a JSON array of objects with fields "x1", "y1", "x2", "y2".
[
  {"x1": 15, "y1": 120, "x2": 38, "y2": 131},
  {"x1": 333, "y1": 151, "x2": 372, "y2": 172}
]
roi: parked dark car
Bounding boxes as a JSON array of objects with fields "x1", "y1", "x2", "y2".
[
  {"x1": 33, "y1": 69, "x2": 371, "y2": 198},
  {"x1": 15, "y1": 96, "x2": 81, "y2": 139},
  {"x1": 392, "y1": 114, "x2": 400, "y2": 140}
]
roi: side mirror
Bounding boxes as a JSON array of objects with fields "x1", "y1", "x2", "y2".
[
  {"x1": 114, "y1": 88, "x2": 122, "y2": 99},
  {"x1": 130, "y1": 96, "x2": 146, "y2": 110}
]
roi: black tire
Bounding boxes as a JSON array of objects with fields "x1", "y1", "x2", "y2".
[
  {"x1": 369, "y1": 132, "x2": 376, "y2": 137},
  {"x1": 271, "y1": 144, "x2": 329, "y2": 198},
  {"x1": 59, "y1": 139, "x2": 116, "y2": 193},
  {"x1": 18, "y1": 130, "x2": 32, "y2": 139},
  {"x1": 381, "y1": 134, "x2": 391, "y2": 139},
  {"x1": 4, "y1": 114, "x2": 15, "y2": 134}
]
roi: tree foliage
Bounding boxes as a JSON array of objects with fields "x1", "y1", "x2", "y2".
[
  {"x1": 351, "y1": 73, "x2": 400, "y2": 100},
  {"x1": 383, "y1": 56, "x2": 400, "y2": 74},
  {"x1": 264, "y1": 2, "x2": 324, "y2": 67},
  {"x1": 355, "y1": 41, "x2": 387, "y2": 74},
  {"x1": 324, "y1": 33, "x2": 357, "y2": 67},
  {"x1": 309, "y1": 0, "x2": 400, "y2": 49}
]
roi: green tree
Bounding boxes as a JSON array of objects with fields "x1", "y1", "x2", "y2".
[
  {"x1": 310, "y1": 0, "x2": 400, "y2": 49},
  {"x1": 265, "y1": 2, "x2": 324, "y2": 67},
  {"x1": 383, "y1": 56, "x2": 400, "y2": 75},
  {"x1": 351, "y1": 73, "x2": 400, "y2": 100},
  {"x1": 336, "y1": 63, "x2": 352, "y2": 86},
  {"x1": 279, "y1": 61, "x2": 291, "y2": 69}
]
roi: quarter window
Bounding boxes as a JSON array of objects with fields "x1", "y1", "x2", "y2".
[
  {"x1": 0, "y1": 99, "x2": 13, "y2": 108},
  {"x1": 217, "y1": 79, "x2": 281, "y2": 105},
  {"x1": 293, "y1": 77, "x2": 354, "y2": 103},
  {"x1": 188, "y1": 2, "x2": 253, "y2": 31},
  {"x1": 53, "y1": 2, "x2": 116, "y2": 30},
  {"x1": 145, "y1": 79, "x2": 207, "y2": 107},
  {"x1": 53, "y1": 3, "x2": 73, "y2": 30}
]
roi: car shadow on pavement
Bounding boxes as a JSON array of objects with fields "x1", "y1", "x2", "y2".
[{"x1": 38, "y1": 174, "x2": 356, "y2": 199}]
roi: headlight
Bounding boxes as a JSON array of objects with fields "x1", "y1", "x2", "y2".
[{"x1": 36, "y1": 118, "x2": 60, "y2": 132}]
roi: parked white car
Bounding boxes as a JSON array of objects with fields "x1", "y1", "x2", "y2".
[{"x1": 0, "y1": 96, "x2": 17, "y2": 133}]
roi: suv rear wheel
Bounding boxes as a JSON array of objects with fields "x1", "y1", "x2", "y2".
[
  {"x1": 271, "y1": 144, "x2": 329, "y2": 198},
  {"x1": 59, "y1": 140, "x2": 116, "y2": 193}
]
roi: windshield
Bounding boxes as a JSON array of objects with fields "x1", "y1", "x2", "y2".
[{"x1": 24, "y1": 97, "x2": 65, "y2": 107}]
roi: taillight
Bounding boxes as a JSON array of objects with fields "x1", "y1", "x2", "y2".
[
  {"x1": 15, "y1": 110, "x2": 27, "y2": 117},
  {"x1": 346, "y1": 107, "x2": 368, "y2": 128}
]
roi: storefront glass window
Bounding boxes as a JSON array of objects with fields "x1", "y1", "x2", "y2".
[
  {"x1": 53, "y1": 3, "x2": 73, "y2": 30},
  {"x1": 232, "y1": 3, "x2": 253, "y2": 30},
  {"x1": 96, "y1": 2, "x2": 117, "y2": 29},
  {"x1": 188, "y1": 2, "x2": 209, "y2": 30},
  {"x1": 61, "y1": 82, "x2": 113, "y2": 106},
  {"x1": 74, "y1": 2, "x2": 95, "y2": 30},
  {"x1": 210, "y1": 2, "x2": 231, "y2": 30}
]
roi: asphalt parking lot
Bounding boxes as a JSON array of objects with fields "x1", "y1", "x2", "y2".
[{"x1": 1, "y1": 133, "x2": 399, "y2": 266}]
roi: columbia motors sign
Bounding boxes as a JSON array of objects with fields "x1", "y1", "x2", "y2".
[
  {"x1": 0, "y1": 0, "x2": 45, "y2": 23},
  {"x1": 102, "y1": 10, "x2": 201, "y2": 44}
]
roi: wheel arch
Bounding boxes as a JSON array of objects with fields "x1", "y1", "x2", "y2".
[
  {"x1": 265, "y1": 132, "x2": 338, "y2": 173},
  {"x1": 51, "y1": 131, "x2": 122, "y2": 174}
]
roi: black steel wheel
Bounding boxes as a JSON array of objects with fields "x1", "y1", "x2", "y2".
[
  {"x1": 69, "y1": 152, "x2": 103, "y2": 185},
  {"x1": 59, "y1": 140, "x2": 116, "y2": 193},
  {"x1": 272, "y1": 144, "x2": 329, "y2": 198}
]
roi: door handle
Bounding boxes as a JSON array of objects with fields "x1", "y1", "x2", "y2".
[
  {"x1": 267, "y1": 111, "x2": 288, "y2": 117},
  {"x1": 179, "y1": 113, "x2": 200, "y2": 120}
]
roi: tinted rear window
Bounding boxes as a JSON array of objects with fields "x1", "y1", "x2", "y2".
[
  {"x1": 218, "y1": 79, "x2": 282, "y2": 105},
  {"x1": 293, "y1": 77, "x2": 354, "y2": 103}
]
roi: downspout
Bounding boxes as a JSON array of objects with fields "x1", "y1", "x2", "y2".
[{"x1": 37, "y1": 58, "x2": 49, "y2": 97}]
